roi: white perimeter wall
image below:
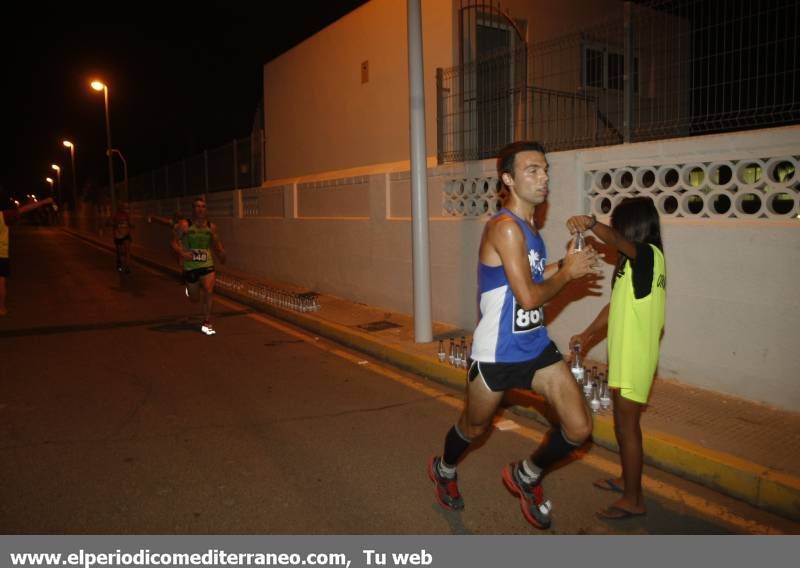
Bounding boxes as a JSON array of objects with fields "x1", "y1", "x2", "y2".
[{"x1": 122, "y1": 126, "x2": 800, "y2": 410}]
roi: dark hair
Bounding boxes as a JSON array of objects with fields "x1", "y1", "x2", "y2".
[
  {"x1": 193, "y1": 196, "x2": 206, "y2": 205},
  {"x1": 611, "y1": 196, "x2": 663, "y2": 251},
  {"x1": 497, "y1": 141, "x2": 546, "y2": 180}
]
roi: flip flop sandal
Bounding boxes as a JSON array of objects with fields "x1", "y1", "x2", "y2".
[
  {"x1": 596, "y1": 505, "x2": 646, "y2": 520},
  {"x1": 593, "y1": 478, "x2": 624, "y2": 493}
]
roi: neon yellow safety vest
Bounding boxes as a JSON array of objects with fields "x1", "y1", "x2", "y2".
[
  {"x1": 0, "y1": 212, "x2": 9, "y2": 259},
  {"x1": 607, "y1": 244, "x2": 666, "y2": 401}
]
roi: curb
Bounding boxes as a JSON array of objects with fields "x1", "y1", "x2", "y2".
[{"x1": 63, "y1": 228, "x2": 800, "y2": 522}]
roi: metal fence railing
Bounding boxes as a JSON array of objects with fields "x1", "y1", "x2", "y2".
[
  {"x1": 438, "y1": 0, "x2": 800, "y2": 163},
  {"x1": 119, "y1": 130, "x2": 264, "y2": 203}
]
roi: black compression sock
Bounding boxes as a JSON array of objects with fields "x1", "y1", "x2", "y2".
[
  {"x1": 531, "y1": 428, "x2": 581, "y2": 472},
  {"x1": 443, "y1": 425, "x2": 472, "y2": 467}
]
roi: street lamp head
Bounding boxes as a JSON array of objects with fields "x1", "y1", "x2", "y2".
[
  {"x1": 51, "y1": 164, "x2": 61, "y2": 172},
  {"x1": 45, "y1": 178, "x2": 53, "y2": 184},
  {"x1": 90, "y1": 77, "x2": 115, "y2": 211},
  {"x1": 63, "y1": 140, "x2": 74, "y2": 148}
]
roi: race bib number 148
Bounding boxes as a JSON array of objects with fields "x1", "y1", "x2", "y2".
[{"x1": 512, "y1": 299, "x2": 544, "y2": 333}]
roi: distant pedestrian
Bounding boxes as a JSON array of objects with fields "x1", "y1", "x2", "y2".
[
  {"x1": 567, "y1": 196, "x2": 666, "y2": 520},
  {"x1": 111, "y1": 202, "x2": 134, "y2": 273},
  {"x1": 1, "y1": 196, "x2": 55, "y2": 316}
]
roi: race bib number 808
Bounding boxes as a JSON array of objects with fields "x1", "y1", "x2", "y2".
[{"x1": 512, "y1": 299, "x2": 544, "y2": 333}]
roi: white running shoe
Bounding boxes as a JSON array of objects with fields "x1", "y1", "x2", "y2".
[
  {"x1": 185, "y1": 287, "x2": 190, "y2": 298},
  {"x1": 201, "y1": 322, "x2": 216, "y2": 336}
]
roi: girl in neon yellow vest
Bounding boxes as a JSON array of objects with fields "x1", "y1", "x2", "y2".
[{"x1": 567, "y1": 197, "x2": 665, "y2": 520}]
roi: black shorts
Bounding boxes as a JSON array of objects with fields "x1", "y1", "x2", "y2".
[
  {"x1": 183, "y1": 267, "x2": 215, "y2": 284},
  {"x1": 0, "y1": 257, "x2": 9, "y2": 277},
  {"x1": 468, "y1": 341, "x2": 563, "y2": 392},
  {"x1": 114, "y1": 235, "x2": 132, "y2": 246}
]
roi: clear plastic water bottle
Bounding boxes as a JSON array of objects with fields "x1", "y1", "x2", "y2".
[
  {"x1": 437, "y1": 340, "x2": 446, "y2": 362},
  {"x1": 583, "y1": 366, "x2": 595, "y2": 398},
  {"x1": 590, "y1": 383, "x2": 601, "y2": 413},
  {"x1": 574, "y1": 230, "x2": 585, "y2": 252},
  {"x1": 598, "y1": 373, "x2": 610, "y2": 409},
  {"x1": 448, "y1": 338, "x2": 455, "y2": 365},
  {"x1": 570, "y1": 342, "x2": 585, "y2": 384}
]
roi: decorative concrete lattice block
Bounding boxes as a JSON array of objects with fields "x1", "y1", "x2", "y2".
[
  {"x1": 442, "y1": 176, "x2": 507, "y2": 218},
  {"x1": 586, "y1": 156, "x2": 798, "y2": 219}
]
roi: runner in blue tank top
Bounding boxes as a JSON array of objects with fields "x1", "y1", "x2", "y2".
[
  {"x1": 472, "y1": 207, "x2": 552, "y2": 363},
  {"x1": 428, "y1": 141, "x2": 600, "y2": 530}
]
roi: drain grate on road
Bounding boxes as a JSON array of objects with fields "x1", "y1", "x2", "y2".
[{"x1": 357, "y1": 320, "x2": 402, "y2": 332}]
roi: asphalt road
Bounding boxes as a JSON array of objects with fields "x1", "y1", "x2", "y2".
[{"x1": 0, "y1": 227, "x2": 794, "y2": 535}]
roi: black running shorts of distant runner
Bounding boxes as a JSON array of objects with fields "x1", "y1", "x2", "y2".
[{"x1": 183, "y1": 266, "x2": 215, "y2": 284}]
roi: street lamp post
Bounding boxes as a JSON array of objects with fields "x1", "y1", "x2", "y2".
[
  {"x1": 45, "y1": 177, "x2": 54, "y2": 196},
  {"x1": 91, "y1": 80, "x2": 116, "y2": 212},
  {"x1": 111, "y1": 149, "x2": 128, "y2": 201},
  {"x1": 62, "y1": 140, "x2": 78, "y2": 209},
  {"x1": 50, "y1": 164, "x2": 62, "y2": 202}
]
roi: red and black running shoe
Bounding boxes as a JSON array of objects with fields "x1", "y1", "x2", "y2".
[
  {"x1": 502, "y1": 462, "x2": 552, "y2": 529},
  {"x1": 427, "y1": 456, "x2": 464, "y2": 511}
]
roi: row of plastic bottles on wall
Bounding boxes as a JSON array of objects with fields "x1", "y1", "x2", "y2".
[{"x1": 216, "y1": 273, "x2": 320, "y2": 312}]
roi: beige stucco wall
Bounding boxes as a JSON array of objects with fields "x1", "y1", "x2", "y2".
[
  {"x1": 263, "y1": 0, "x2": 687, "y2": 180},
  {"x1": 502, "y1": 0, "x2": 622, "y2": 42},
  {"x1": 262, "y1": 0, "x2": 626, "y2": 181},
  {"x1": 263, "y1": 0, "x2": 453, "y2": 180}
]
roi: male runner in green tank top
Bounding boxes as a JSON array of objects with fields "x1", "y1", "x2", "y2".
[{"x1": 170, "y1": 197, "x2": 226, "y2": 335}]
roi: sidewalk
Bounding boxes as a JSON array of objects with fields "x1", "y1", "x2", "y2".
[{"x1": 66, "y1": 227, "x2": 800, "y2": 522}]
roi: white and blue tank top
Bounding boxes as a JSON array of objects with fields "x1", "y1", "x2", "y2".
[{"x1": 471, "y1": 209, "x2": 552, "y2": 363}]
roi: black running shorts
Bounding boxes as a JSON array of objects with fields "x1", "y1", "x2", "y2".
[
  {"x1": 0, "y1": 257, "x2": 9, "y2": 277},
  {"x1": 183, "y1": 267, "x2": 215, "y2": 284},
  {"x1": 468, "y1": 341, "x2": 563, "y2": 392}
]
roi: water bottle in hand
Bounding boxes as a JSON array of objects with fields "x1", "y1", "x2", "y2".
[{"x1": 570, "y1": 342, "x2": 585, "y2": 383}]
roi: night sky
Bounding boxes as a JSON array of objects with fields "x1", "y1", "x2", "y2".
[{"x1": 1, "y1": 1, "x2": 369, "y2": 202}]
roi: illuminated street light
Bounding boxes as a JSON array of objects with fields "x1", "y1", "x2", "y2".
[
  {"x1": 90, "y1": 79, "x2": 116, "y2": 211},
  {"x1": 62, "y1": 140, "x2": 78, "y2": 208},
  {"x1": 50, "y1": 164, "x2": 61, "y2": 201}
]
